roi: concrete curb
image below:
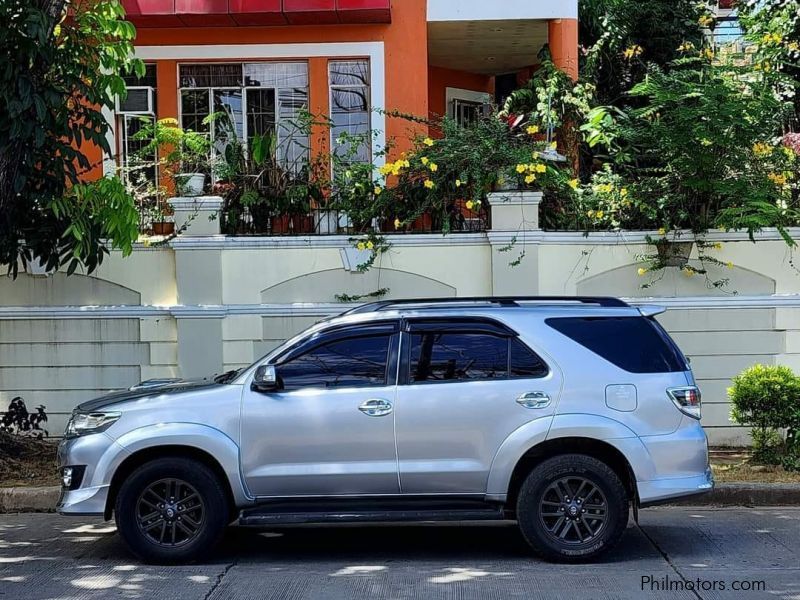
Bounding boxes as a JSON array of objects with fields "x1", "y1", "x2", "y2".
[
  {"x1": 0, "y1": 486, "x2": 60, "y2": 513},
  {"x1": 669, "y1": 483, "x2": 800, "y2": 506}
]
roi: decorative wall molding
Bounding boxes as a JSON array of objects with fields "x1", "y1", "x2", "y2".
[{"x1": 4, "y1": 295, "x2": 800, "y2": 320}]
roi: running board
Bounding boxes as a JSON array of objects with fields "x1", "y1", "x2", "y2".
[
  {"x1": 239, "y1": 508, "x2": 505, "y2": 526},
  {"x1": 238, "y1": 499, "x2": 505, "y2": 526}
]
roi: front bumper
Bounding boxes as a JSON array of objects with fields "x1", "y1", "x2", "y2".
[
  {"x1": 56, "y1": 433, "x2": 119, "y2": 516},
  {"x1": 56, "y1": 484, "x2": 109, "y2": 516}
]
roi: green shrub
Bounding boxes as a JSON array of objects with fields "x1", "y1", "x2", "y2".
[{"x1": 728, "y1": 364, "x2": 800, "y2": 467}]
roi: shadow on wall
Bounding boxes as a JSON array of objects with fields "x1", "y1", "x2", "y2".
[
  {"x1": 0, "y1": 272, "x2": 142, "y2": 306},
  {"x1": 260, "y1": 268, "x2": 457, "y2": 303},
  {"x1": 577, "y1": 263, "x2": 776, "y2": 298}
]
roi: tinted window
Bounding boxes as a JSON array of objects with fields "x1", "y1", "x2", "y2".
[
  {"x1": 411, "y1": 333, "x2": 508, "y2": 382},
  {"x1": 278, "y1": 335, "x2": 390, "y2": 390},
  {"x1": 510, "y1": 338, "x2": 549, "y2": 378},
  {"x1": 545, "y1": 317, "x2": 687, "y2": 373}
]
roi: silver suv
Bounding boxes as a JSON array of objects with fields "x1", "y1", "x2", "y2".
[{"x1": 57, "y1": 297, "x2": 713, "y2": 563}]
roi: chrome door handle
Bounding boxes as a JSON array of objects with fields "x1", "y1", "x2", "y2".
[
  {"x1": 517, "y1": 391, "x2": 551, "y2": 409},
  {"x1": 358, "y1": 398, "x2": 393, "y2": 417}
]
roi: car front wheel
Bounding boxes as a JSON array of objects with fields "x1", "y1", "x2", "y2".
[
  {"x1": 115, "y1": 457, "x2": 229, "y2": 564},
  {"x1": 516, "y1": 454, "x2": 629, "y2": 562}
]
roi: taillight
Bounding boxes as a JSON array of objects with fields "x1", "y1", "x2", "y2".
[{"x1": 667, "y1": 386, "x2": 701, "y2": 420}]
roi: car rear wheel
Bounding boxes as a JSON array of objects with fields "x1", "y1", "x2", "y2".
[
  {"x1": 115, "y1": 457, "x2": 228, "y2": 564},
  {"x1": 516, "y1": 454, "x2": 629, "y2": 562}
]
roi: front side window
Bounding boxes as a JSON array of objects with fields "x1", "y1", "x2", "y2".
[{"x1": 277, "y1": 335, "x2": 391, "y2": 391}]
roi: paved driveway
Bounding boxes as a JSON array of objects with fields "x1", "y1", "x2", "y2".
[{"x1": 0, "y1": 507, "x2": 798, "y2": 599}]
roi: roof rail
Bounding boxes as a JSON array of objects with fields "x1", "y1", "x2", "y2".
[{"x1": 342, "y1": 296, "x2": 629, "y2": 315}]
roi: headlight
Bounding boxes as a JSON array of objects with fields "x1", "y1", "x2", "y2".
[{"x1": 65, "y1": 412, "x2": 121, "y2": 437}]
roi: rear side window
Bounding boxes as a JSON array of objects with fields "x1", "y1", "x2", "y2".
[
  {"x1": 545, "y1": 316, "x2": 687, "y2": 374},
  {"x1": 408, "y1": 328, "x2": 548, "y2": 383}
]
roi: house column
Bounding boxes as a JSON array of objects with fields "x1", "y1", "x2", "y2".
[{"x1": 549, "y1": 19, "x2": 579, "y2": 80}]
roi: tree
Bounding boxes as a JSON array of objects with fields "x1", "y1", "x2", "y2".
[{"x1": 0, "y1": 0, "x2": 141, "y2": 276}]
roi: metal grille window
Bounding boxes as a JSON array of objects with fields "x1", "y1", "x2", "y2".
[
  {"x1": 118, "y1": 64, "x2": 158, "y2": 185},
  {"x1": 178, "y1": 62, "x2": 309, "y2": 173},
  {"x1": 329, "y1": 60, "x2": 371, "y2": 164}
]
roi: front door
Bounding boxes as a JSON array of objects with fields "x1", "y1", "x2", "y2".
[
  {"x1": 394, "y1": 318, "x2": 561, "y2": 494},
  {"x1": 240, "y1": 322, "x2": 400, "y2": 497}
]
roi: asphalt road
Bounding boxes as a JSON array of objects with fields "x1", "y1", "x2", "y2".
[{"x1": 0, "y1": 507, "x2": 798, "y2": 599}]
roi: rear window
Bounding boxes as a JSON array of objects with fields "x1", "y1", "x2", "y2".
[{"x1": 545, "y1": 316, "x2": 688, "y2": 373}]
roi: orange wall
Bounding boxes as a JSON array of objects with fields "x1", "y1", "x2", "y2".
[
  {"x1": 427, "y1": 66, "x2": 494, "y2": 122},
  {"x1": 137, "y1": 0, "x2": 428, "y2": 158}
]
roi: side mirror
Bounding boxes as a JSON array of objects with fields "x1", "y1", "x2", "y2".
[{"x1": 251, "y1": 365, "x2": 280, "y2": 393}]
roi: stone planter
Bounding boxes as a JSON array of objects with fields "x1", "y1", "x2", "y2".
[{"x1": 168, "y1": 196, "x2": 223, "y2": 236}]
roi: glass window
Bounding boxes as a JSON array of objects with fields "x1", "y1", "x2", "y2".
[
  {"x1": 410, "y1": 333, "x2": 509, "y2": 383},
  {"x1": 178, "y1": 62, "x2": 309, "y2": 174},
  {"x1": 545, "y1": 317, "x2": 689, "y2": 374},
  {"x1": 277, "y1": 335, "x2": 391, "y2": 391},
  {"x1": 510, "y1": 338, "x2": 549, "y2": 378},
  {"x1": 329, "y1": 60, "x2": 371, "y2": 164}
]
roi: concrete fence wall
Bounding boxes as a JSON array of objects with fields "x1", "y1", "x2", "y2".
[{"x1": 2, "y1": 192, "x2": 800, "y2": 444}]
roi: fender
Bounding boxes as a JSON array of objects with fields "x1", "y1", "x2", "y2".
[
  {"x1": 486, "y1": 413, "x2": 657, "y2": 500},
  {"x1": 485, "y1": 415, "x2": 553, "y2": 499},
  {"x1": 109, "y1": 423, "x2": 252, "y2": 505}
]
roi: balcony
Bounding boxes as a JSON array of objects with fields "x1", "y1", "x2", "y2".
[{"x1": 121, "y1": 0, "x2": 391, "y2": 27}]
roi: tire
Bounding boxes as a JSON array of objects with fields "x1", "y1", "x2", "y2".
[
  {"x1": 114, "y1": 457, "x2": 229, "y2": 564},
  {"x1": 516, "y1": 454, "x2": 629, "y2": 562}
]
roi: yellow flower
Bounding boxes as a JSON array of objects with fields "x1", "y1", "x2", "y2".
[
  {"x1": 700, "y1": 138, "x2": 713, "y2": 147},
  {"x1": 623, "y1": 45, "x2": 644, "y2": 60},
  {"x1": 769, "y1": 172, "x2": 788, "y2": 186},
  {"x1": 402, "y1": 159, "x2": 410, "y2": 168},
  {"x1": 683, "y1": 267, "x2": 695, "y2": 277},
  {"x1": 726, "y1": 261, "x2": 734, "y2": 269},
  {"x1": 658, "y1": 227, "x2": 666, "y2": 235},
  {"x1": 637, "y1": 267, "x2": 648, "y2": 277},
  {"x1": 596, "y1": 210, "x2": 605, "y2": 219},
  {"x1": 421, "y1": 157, "x2": 429, "y2": 165},
  {"x1": 713, "y1": 242, "x2": 723, "y2": 250},
  {"x1": 429, "y1": 162, "x2": 438, "y2": 172},
  {"x1": 366, "y1": 240, "x2": 374, "y2": 250},
  {"x1": 465, "y1": 200, "x2": 475, "y2": 210},
  {"x1": 525, "y1": 174, "x2": 536, "y2": 184},
  {"x1": 142, "y1": 238, "x2": 152, "y2": 248},
  {"x1": 568, "y1": 178, "x2": 580, "y2": 190},
  {"x1": 620, "y1": 187, "x2": 628, "y2": 197},
  {"x1": 423, "y1": 137, "x2": 435, "y2": 147},
  {"x1": 753, "y1": 142, "x2": 774, "y2": 157},
  {"x1": 678, "y1": 41, "x2": 695, "y2": 52},
  {"x1": 526, "y1": 125, "x2": 539, "y2": 135},
  {"x1": 394, "y1": 218, "x2": 402, "y2": 230},
  {"x1": 789, "y1": 41, "x2": 800, "y2": 52},
  {"x1": 456, "y1": 179, "x2": 463, "y2": 187},
  {"x1": 535, "y1": 163, "x2": 546, "y2": 173},
  {"x1": 587, "y1": 210, "x2": 596, "y2": 218},
  {"x1": 516, "y1": 164, "x2": 527, "y2": 174},
  {"x1": 424, "y1": 179, "x2": 435, "y2": 189},
  {"x1": 379, "y1": 164, "x2": 393, "y2": 176},
  {"x1": 698, "y1": 14, "x2": 714, "y2": 28},
  {"x1": 702, "y1": 47, "x2": 715, "y2": 60},
  {"x1": 374, "y1": 186, "x2": 382, "y2": 196},
  {"x1": 549, "y1": 142, "x2": 558, "y2": 150},
  {"x1": 356, "y1": 242, "x2": 366, "y2": 251}
]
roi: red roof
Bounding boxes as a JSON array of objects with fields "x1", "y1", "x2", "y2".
[{"x1": 122, "y1": 0, "x2": 391, "y2": 27}]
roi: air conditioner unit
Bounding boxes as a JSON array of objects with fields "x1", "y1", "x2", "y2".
[{"x1": 116, "y1": 87, "x2": 155, "y2": 115}]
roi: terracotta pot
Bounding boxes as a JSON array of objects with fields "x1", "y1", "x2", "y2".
[
  {"x1": 291, "y1": 214, "x2": 315, "y2": 234},
  {"x1": 152, "y1": 221, "x2": 175, "y2": 236},
  {"x1": 411, "y1": 213, "x2": 433, "y2": 232},
  {"x1": 271, "y1": 215, "x2": 290, "y2": 235}
]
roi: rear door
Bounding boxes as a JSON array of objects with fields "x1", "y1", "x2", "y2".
[{"x1": 394, "y1": 317, "x2": 562, "y2": 494}]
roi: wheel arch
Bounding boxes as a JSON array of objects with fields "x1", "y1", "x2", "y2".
[
  {"x1": 504, "y1": 437, "x2": 637, "y2": 514},
  {"x1": 105, "y1": 444, "x2": 240, "y2": 521}
]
